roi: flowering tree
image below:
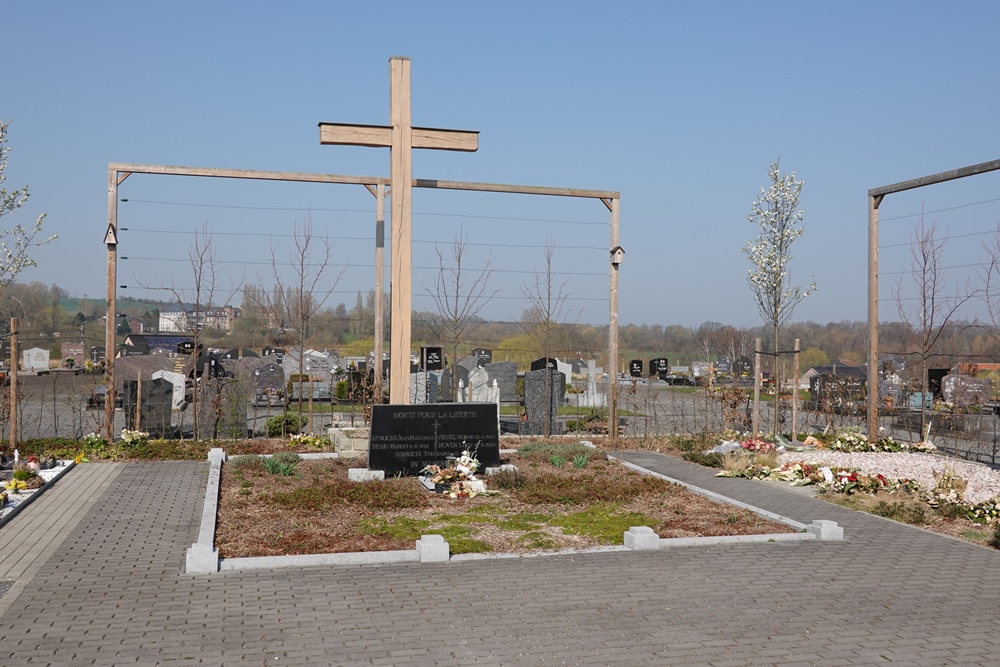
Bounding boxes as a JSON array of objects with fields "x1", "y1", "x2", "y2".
[
  {"x1": 743, "y1": 160, "x2": 815, "y2": 434},
  {"x1": 0, "y1": 119, "x2": 56, "y2": 298}
]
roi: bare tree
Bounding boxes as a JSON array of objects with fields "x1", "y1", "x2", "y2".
[
  {"x1": 520, "y1": 236, "x2": 574, "y2": 436},
  {"x1": 894, "y1": 215, "x2": 972, "y2": 440},
  {"x1": 251, "y1": 215, "x2": 343, "y2": 430},
  {"x1": 423, "y1": 228, "x2": 497, "y2": 401}
]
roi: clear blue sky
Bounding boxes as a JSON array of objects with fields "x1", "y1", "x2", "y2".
[{"x1": 4, "y1": 1, "x2": 1000, "y2": 328}]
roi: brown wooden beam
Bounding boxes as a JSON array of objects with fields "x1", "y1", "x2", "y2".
[{"x1": 869, "y1": 158, "x2": 1000, "y2": 197}]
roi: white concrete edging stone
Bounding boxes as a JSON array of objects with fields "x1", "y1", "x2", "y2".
[
  {"x1": 0, "y1": 460, "x2": 75, "y2": 529},
  {"x1": 186, "y1": 448, "x2": 843, "y2": 574}
]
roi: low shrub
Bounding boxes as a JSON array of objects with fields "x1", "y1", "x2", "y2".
[
  {"x1": 871, "y1": 500, "x2": 927, "y2": 525},
  {"x1": 517, "y1": 442, "x2": 605, "y2": 463},
  {"x1": 228, "y1": 455, "x2": 265, "y2": 471},
  {"x1": 271, "y1": 452, "x2": 302, "y2": 465},
  {"x1": 264, "y1": 413, "x2": 308, "y2": 437},
  {"x1": 516, "y1": 469, "x2": 670, "y2": 505},
  {"x1": 489, "y1": 467, "x2": 526, "y2": 489},
  {"x1": 682, "y1": 451, "x2": 723, "y2": 468},
  {"x1": 262, "y1": 458, "x2": 297, "y2": 476}
]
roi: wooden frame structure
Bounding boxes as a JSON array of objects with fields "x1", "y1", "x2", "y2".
[
  {"x1": 104, "y1": 163, "x2": 621, "y2": 437},
  {"x1": 867, "y1": 158, "x2": 1000, "y2": 439}
]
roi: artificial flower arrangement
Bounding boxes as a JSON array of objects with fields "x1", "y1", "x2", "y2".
[
  {"x1": 740, "y1": 438, "x2": 776, "y2": 453},
  {"x1": 420, "y1": 449, "x2": 485, "y2": 498}
]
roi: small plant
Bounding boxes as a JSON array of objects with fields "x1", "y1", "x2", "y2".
[
  {"x1": 271, "y1": 451, "x2": 302, "y2": 465},
  {"x1": 263, "y1": 457, "x2": 297, "y2": 476},
  {"x1": 120, "y1": 429, "x2": 149, "y2": 447},
  {"x1": 682, "y1": 451, "x2": 724, "y2": 468},
  {"x1": 932, "y1": 465, "x2": 968, "y2": 502},
  {"x1": 490, "y1": 467, "x2": 525, "y2": 489},
  {"x1": 550, "y1": 455, "x2": 566, "y2": 468},
  {"x1": 4, "y1": 479, "x2": 27, "y2": 492},
  {"x1": 228, "y1": 455, "x2": 265, "y2": 471},
  {"x1": 12, "y1": 464, "x2": 36, "y2": 482},
  {"x1": 289, "y1": 433, "x2": 330, "y2": 449},
  {"x1": 753, "y1": 450, "x2": 780, "y2": 469},
  {"x1": 572, "y1": 454, "x2": 590, "y2": 469},
  {"x1": 721, "y1": 451, "x2": 753, "y2": 474},
  {"x1": 264, "y1": 413, "x2": 308, "y2": 437},
  {"x1": 989, "y1": 525, "x2": 1000, "y2": 550}
]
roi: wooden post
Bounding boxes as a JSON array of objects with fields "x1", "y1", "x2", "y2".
[
  {"x1": 9, "y1": 317, "x2": 17, "y2": 450},
  {"x1": 867, "y1": 193, "x2": 881, "y2": 441},
  {"x1": 608, "y1": 198, "x2": 620, "y2": 436},
  {"x1": 792, "y1": 338, "x2": 800, "y2": 444},
  {"x1": 388, "y1": 57, "x2": 413, "y2": 404},
  {"x1": 752, "y1": 338, "x2": 761, "y2": 438},
  {"x1": 105, "y1": 166, "x2": 120, "y2": 439},
  {"x1": 373, "y1": 182, "x2": 386, "y2": 399}
]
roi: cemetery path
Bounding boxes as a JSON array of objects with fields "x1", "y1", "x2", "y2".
[{"x1": 0, "y1": 455, "x2": 998, "y2": 665}]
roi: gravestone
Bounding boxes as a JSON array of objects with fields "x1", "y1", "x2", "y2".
[
  {"x1": 524, "y1": 368, "x2": 564, "y2": 436},
  {"x1": 473, "y1": 348, "x2": 492, "y2": 367},
  {"x1": 484, "y1": 361, "x2": 518, "y2": 403},
  {"x1": 469, "y1": 366, "x2": 491, "y2": 402},
  {"x1": 22, "y1": 347, "x2": 49, "y2": 372},
  {"x1": 485, "y1": 379, "x2": 500, "y2": 403},
  {"x1": 629, "y1": 359, "x2": 643, "y2": 377},
  {"x1": 220, "y1": 348, "x2": 260, "y2": 361},
  {"x1": 90, "y1": 346, "x2": 106, "y2": 363},
  {"x1": 409, "y1": 371, "x2": 440, "y2": 404},
  {"x1": 253, "y1": 363, "x2": 285, "y2": 406},
  {"x1": 942, "y1": 374, "x2": 991, "y2": 406},
  {"x1": 420, "y1": 346, "x2": 443, "y2": 371},
  {"x1": 368, "y1": 403, "x2": 501, "y2": 476},
  {"x1": 649, "y1": 358, "x2": 669, "y2": 376},
  {"x1": 578, "y1": 360, "x2": 607, "y2": 408},
  {"x1": 530, "y1": 357, "x2": 558, "y2": 372},
  {"x1": 199, "y1": 378, "x2": 248, "y2": 439},
  {"x1": 123, "y1": 378, "x2": 173, "y2": 437},
  {"x1": 61, "y1": 342, "x2": 84, "y2": 367},
  {"x1": 152, "y1": 370, "x2": 186, "y2": 409},
  {"x1": 440, "y1": 365, "x2": 470, "y2": 402}
]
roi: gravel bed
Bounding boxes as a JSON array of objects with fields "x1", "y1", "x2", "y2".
[{"x1": 778, "y1": 451, "x2": 1000, "y2": 504}]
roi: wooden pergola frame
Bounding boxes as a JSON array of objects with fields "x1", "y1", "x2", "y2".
[
  {"x1": 867, "y1": 158, "x2": 1000, "y2": 440},
  {"x1": 104, "y1": 162, "x2": 621, "y2": 438}
]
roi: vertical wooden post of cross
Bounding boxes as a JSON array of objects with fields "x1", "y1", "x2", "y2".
[{"x1": 319, "y1": 57, "x2": 478, "y2": 404}]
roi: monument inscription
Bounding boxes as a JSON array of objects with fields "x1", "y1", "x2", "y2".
[{"x1": 369, "y1": 403, "x2": 500, "y2": 476}]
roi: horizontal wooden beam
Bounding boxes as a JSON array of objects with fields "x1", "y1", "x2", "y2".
[
  {"x1": 108, "y1": 163, "x2": 616, "y2": 201},
  {"x1": 869, "y1": 158, "x2": 1000, "y2": 198},
  {"x1": 414, "y1": 178, "x2": 619, "y2": 200},
  {"x1": 108, "y1": 162, "x2": 384, "y2": 186},
  {"x1": 319, "y1": 123, "x2": 479, "y2": 152}
]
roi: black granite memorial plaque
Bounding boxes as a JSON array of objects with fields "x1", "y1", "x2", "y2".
[
  {"x1": 421, "y1": 346, "x2": 443, "y2": 371},
  {"x1": 629, "y1": 359, "x2": 643, "y2": 377},
  {"x1": 369, "y1": 403, "x2": 500, "y2": 476}
]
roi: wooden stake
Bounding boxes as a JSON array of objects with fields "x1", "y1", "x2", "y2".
[
  {"x1": 9, "y1": 317, "x2": 17, "y2": 451},
  {"x1": 753, "y1": 338, "x2": 761, "y2": 438},
  {"x1": 792, "y1": 338, "x2": 800, "y2": 444}
]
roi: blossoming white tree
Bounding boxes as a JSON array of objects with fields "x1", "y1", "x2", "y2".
[
  {"x1": 0, "y1": 119, "x2": 56, "y2": 298},
  {"x1": 743, "y1": 160, "x2": 815, "y2": 434}
]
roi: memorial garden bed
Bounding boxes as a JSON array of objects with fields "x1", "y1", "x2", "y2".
[{"x1": 215, "y1": 442, "x2": 796, "y2": 558}]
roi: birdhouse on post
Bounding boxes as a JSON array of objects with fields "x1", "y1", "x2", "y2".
[{"x1": 611, "y1": 245, "x2": 625, "y2": 266}]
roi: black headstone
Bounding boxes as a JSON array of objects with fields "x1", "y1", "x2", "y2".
[
  {"x1": 530, "y1": 357, "x2": 558, "y2": 371},
  {"x1": 629, "y1": 359, "x2": 643, "y2": 377},
  {"x1": 369, "y1": 403, "x2": 501, "y2": 476},
  {"x1": 649, "y1": 358, "x2": 669, "y2": 376},
  {"x1": 421, "y1": 346, "x2": 443, "y2": 371},
  {"x1": 90, "y1": 346, "x2": 106, "y2": 362},
  {"x1": 473, "y1": 348, "x2": 493, "y2": 367}
]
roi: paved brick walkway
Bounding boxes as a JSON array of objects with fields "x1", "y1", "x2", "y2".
[{"x1": 1, "y1": 454, "x2": 999, "y2": 666}]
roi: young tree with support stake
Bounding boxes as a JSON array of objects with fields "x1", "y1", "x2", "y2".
[
  {"x1": 423, "y1": 228, "x2": 497, "y2": 402},
  {"x1": 743, "y1": 160, "x2": 816, "y2": 436}
]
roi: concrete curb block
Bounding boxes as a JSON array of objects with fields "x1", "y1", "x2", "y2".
[
  {"x1": 185, "y1": 448, "x2": 224, "y2": 574},
  {"x1": 222, "y1": 549, "x2": 420, "y2": 571},
  {"x1": 0, "y1": 460, "x2": 75, "y2": 530}
]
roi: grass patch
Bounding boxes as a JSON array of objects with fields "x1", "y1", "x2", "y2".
[{"x1": 548, "y1": 503, "x2": 660, "y2": 543}]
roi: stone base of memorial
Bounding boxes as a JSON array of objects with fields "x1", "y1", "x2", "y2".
[{"x1": 329, "y1": 427, "x2": 369, "y2": 457}]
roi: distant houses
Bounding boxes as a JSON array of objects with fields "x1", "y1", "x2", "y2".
[{"x1": 158, "y1": 305, "x2": 240, "y2": 333}]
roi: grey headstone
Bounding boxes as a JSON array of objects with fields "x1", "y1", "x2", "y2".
[
  {"x1": 524, "y1": 368, "x2": 564, "y2": 436},
  {"x1": 440, "y1": 365, "x2": 470, "y2": 402},
  {"x1": 484, "y1": 361, "x2": 518, "y2": 403},
  {"x1": 409, "y1": 371, "x2": 440, "y2": 404},
  {"x1": 199, "y1": 377, "x2": 248, "y2": 439},
  {"x1": 469, "y1": 366, "x2": 491, "y2": 403}
]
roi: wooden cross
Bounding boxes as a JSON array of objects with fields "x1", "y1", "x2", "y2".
[{"x1": 319, "y1": 56, "x2": 478, "y2": 404}]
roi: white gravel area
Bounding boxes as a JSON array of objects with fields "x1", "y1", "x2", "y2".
[{"x1": 778, "y1": 451, "x2": 1000, "y2": 504}]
